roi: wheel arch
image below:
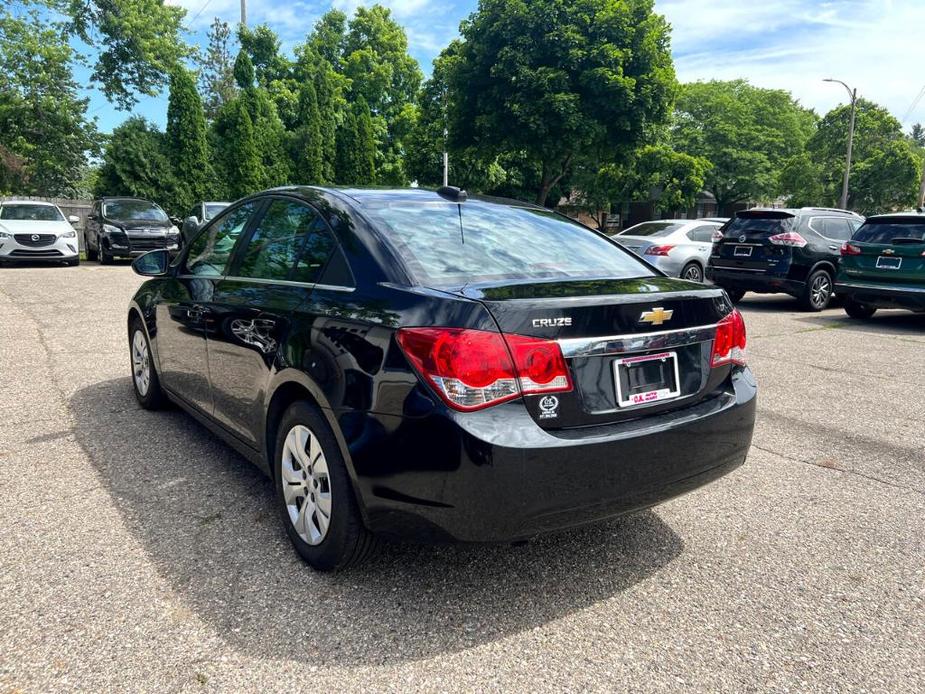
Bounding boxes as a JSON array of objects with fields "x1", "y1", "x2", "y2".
[{"x1": 808, "y1": 259, "x2": 837, "y2": 278}]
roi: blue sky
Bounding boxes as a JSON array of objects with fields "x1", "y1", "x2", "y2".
[{"x1": 79, "y1": 0, "x2": 925, "y2": 133}]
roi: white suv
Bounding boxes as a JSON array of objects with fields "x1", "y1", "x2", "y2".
[{"x1": 0, "y1": 200, "x2": 81, "y2": 266}]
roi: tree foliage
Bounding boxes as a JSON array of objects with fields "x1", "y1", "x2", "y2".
[
  {"x1": 336, "y1": 97, "x2": 377, "y2": 185},
  {"x1": 0, "y1": 6, "x2": 99, "y2": 195},
  {"x1": 95, "y1": 117, "x2": 173, "y2": 200},
  {"x1": 289, "y1": 82, "x2": 325, "y2": 184},
  {"x1": 672, "y1": 80, "x2": 816, "y2": 210},
  {"x1": 165, "y1": 65, "x2": 212, "y2": 212},
  {"x1": 212, "y1": 100, "x2": 262, "y2": 200},
  {"x1": 447, "y1": 0, "x2": 676, "y2": 206},
  {"x1": 199, "y1": 18, "x2": 237, "y2": 121}
]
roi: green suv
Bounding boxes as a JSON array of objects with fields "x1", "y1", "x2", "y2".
[{"x1": 835, "y1": 212, "x2": 925, "y2": 319}]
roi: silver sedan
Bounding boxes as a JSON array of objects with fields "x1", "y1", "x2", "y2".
[{"x1": 608, "y1": 218, "x2": 728, "y2": 282}]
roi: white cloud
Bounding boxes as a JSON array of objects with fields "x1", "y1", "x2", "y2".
[{"x1": 658, "y1": 0, "x2": 925, "y2": 125}]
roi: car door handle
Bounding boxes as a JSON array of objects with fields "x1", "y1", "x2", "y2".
[
  {"x1": 829, "y1": 245, "x2": 839, "y2": 251},
  {"x1": 187, "y1": 304, "x2": 210, "y2": 319}
]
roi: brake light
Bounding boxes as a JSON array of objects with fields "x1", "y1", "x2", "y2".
[
  {"x1": 711, "y1": 310, "x2": 747, "y2": 367},
  {"x1": 768, "y1": 232, "x2": 807, "y2": 247},
  {"x1": 711, "y1": 229, "x2": 725, "y2": 243},
  {"x1": 644, "y1": 244, "x2": 675, "y2": 256},
  {"x1": 841, "y1": 243, "x2": 862, "y2": 256},
  {"x1": 396, "y1": 328, "x2": 572, "y2": 411}
]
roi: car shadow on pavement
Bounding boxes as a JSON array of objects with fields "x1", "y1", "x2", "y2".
[
  {"x1": 70, "y1": 377, "x2": 684, "y2": 667},
  {"x1": 794, "y1": 310, "x2": 925, "y2": 335}
]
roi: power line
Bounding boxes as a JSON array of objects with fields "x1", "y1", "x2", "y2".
[
  {"x1": 190, "y1": 0, "x2": 215, "y2": 25},
  {"x1": 902, "y1": 84, "x2": 925, "y2": 124}
]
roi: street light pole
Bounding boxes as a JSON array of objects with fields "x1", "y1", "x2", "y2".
[{"x1": 824, "y1": 78, "x2": 857, "y2": 210}]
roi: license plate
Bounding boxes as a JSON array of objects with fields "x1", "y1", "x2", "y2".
[
  {"x1": 613, "y1": 351, "x2": 681, "y2": 408},
  {"x1": 876, "y1": 256, "x2": 902, "y2": 270},
  {"x1": 734, "y1": 245, "x2": 752, "y2": 257}
]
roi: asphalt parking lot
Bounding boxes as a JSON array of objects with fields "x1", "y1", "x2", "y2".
[{"x1": 1, "y1": 263, "x2": 923, "y2": 692}]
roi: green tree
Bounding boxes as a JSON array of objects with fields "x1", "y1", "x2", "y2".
[
  {"x1": 165, "y1": 65, "x2": 212, "y2": 212},
  {"x1": 294, "y1": 46, "x2": 340, "y2": 181},
  {"x1": 306, "y1": 9, "x2": 347, "y2": 70},
  {"x1": 673, "y1": 79, "x2": 817, "y2": 210},
  {"x1": 335, "y1": 97, "x2": 377, "y2": 185},
  {"x1": 0, "y1": 7, "x2": 100, "y2": 195},
  {"x1": 335, "y1": 108, "x2": 359, "y2": 184},
  {"x1": 95, "y1": 117, "x2": 174, "y2": 200},
  {"x1": 289, "y1": 82, "x2": 324, "y2": 183},
  {"x1": 850, "y1": 140, "x2": 920, "y2": 214},
  {"x1": 212, "y1": 100, "x2": 262, "y2": 199},
  {"x1": 910, "y1": 123, "x2": 925, "y2": 147},
  {"x1": 778, "y1": 154, "x2": 824, "y2": 208},
  {"x1": 447, "y1": 0, "x2": 675, "y2": 206},
  {"x1": 199, "y1": 18, "x2": 237, "y2": 121}
]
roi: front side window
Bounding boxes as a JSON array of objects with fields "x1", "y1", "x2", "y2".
[
  {"x1": 0, "y1": 204, "x2": 64, "y2": 221},
  {"x1": 236, "y1": 199, "x2": 337, "y2": 283},
  {"x1": 103, "y1": 200, "x2": 168, "y2": 222},
  {"x1": 185, "y1": 202, "x2": 257, "y2": 276},
  {"x1": 364, "y1": 203, "x2": 653, "y2": 286}
]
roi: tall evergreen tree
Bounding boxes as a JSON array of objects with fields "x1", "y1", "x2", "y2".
[
  {"x1": 213, "y1": 99, "x2": 262, "y2": 199},
  {"x1": 165, "y1": 65, "x2": 211, "y2": 212},
  {"x1": 335, "y1": 108, "x2": 359, "y2": 184},
  {"x1": 95, "y1": 117, "x2": 173, "y2": 201},
  {"x1": 354, "y1": 96, "x2": 377, "y2": 184},
  {"x1": 199, "y1": 18, "x2": 237, "y2": 121},
  {"x1": 290, "y1": 82, "x2": 324, "y2": 183}
]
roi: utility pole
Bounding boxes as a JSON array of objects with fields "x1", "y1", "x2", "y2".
[
  {"x1": 443, "y1": 129, "x2": 449, "y2": 187},
  {"x1": 824, "y1": 78, "x2": 858, "y2": 210},
  {"x1": 240, "y1": 0, "x2": 247, "y2": 26},
  {"x1": 918, "y1": 165, "x2": 925, "y2": 210}
]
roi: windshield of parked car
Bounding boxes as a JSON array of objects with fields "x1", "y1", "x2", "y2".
[
  {"x1": 852, "y1": 221, "x2": 925, "y2": 244},
  {"x1": 103, "y1": 200, "x2": 168, "y2": 222},
  {"x1": 204, "y1": 203, "x2": 228, "y2": 220},
  {"x1": 364, "y1": 202, "x2": 654, "y2": 286},
  {"x1": 0, "y1": 204, "x2": 64, "y2": 221},
  {"x1": 617, "y1": 221, "x2": 685, "y2": 237},
  {"x1": 722, "y1": 215, "x2": 794, "y2": 237}
]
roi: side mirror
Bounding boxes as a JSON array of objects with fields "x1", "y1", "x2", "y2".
[
  {"x1": 132, "y1": 249, "x2": 170, "y2": 277},
  {"x1": 181, "y1": 216, "x2": 200, "y2": 244},
  {"x1": 68, "y1": 215, "x2": 80, "y2": 224}
]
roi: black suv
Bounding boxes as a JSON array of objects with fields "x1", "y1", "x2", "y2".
[
  {"x1": 85, "y1": 197, "x2": 180, "y2": 264},
  {"x1": 127, "y1": 186, "x2": 756, "y2": 571},
  {"x1": 707, "y1": 208, "x2": 864, "y2": 310}
]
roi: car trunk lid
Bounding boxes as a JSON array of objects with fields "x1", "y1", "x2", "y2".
[
  {"x1": 451, "y1": 277, "x2": 733, "y2": 428},
  {"x1": 841, "y1": 217, "x2": 925, "y2": 285}
]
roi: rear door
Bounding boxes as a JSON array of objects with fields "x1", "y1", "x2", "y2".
[
  {"x1": 712, "y1": 211, "x2": 797, "y2": 273},
  {"x1": 207, "y1": 197, "x2": 342, "y2": 444},
  {"x1": 842, "y1": 218, "x2": 925, "y2": 285}
]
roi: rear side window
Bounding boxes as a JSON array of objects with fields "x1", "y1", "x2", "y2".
[
  {"x1": 811, "y1": 217, "x2": 853, "y2": 241},
  {"x1": 853, "y1": 221, "x2": 925, "y2": 244},
  {"x1": 236, "y1": 199, "x2": 337, "y2": 283},
  {"x1": 618, "y1": 221, "x2": 684, "y2": 237},
  {"x1": 686, "y1": 225, "x2": 717, "y2": 242},
  {"x1": 363, "y1": 203, "x2": 653, "y2": 286},
  {"x1": 186, "y1": 202, "x2": 257, "y2": 276}
]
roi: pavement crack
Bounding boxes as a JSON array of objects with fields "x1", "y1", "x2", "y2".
[{"x1": 751, "y1": 443, "x2": 925, "y2": 497}]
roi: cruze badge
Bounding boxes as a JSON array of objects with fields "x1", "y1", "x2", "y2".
[
  {"x1": 532, "y1": 317, "x2": 572, "y2": 328},
  {"x1": 639, "y1": 307, "x2": 674, "y2": 326}
]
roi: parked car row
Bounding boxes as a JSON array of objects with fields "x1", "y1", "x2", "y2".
[{"x1": 0, "y1": 196, "x2": 230, "y2": 267}]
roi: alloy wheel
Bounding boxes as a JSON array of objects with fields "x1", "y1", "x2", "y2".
[
  {"x1": 280, "y1": 424, "x2": 332, "y2": 546},
  {"x1": 131, "y1": 329, "x2": 151, "y2": 396},
  {"x1": 811, "y1": 274, "x2": 831, "y2": 308},
  {"x1": 683, "y1": 264, "x2": 703, "y2": 282}
]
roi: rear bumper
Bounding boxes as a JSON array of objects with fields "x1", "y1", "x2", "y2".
[
  {"x1": 346, "y1": 369, "x2": 757, "y2": 543},
  {"x1": 835, "y1": 280, "x2": 925, "y2": 312},
  {"x1": 707, "y1": 267, "x2": 804, "y2": 296}
]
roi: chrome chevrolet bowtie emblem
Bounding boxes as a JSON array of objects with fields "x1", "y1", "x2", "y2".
[{"x1": 639, "y1": 307, "x2": 674, "y2": 326}]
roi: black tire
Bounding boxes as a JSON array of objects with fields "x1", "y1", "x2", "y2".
[
  {"x1": 274, "y1": 401, "x2": 380, "y2": 571},
  {"x1": 129, "y1": 318, "x2": 167, "y2": 409},
  {"x1": 86, "y1": 238, "x2": 98, "y2": 261},
  {"x1": 99, "y1": 243, "x2": 112, "y2": 265},
  {"x1": 680, "y1": 261, "x2": 704, "y2": 282},
  {"x1": 800, "y1": 268, "x2": 833, "y2": 312},
  {"x1": 724, "y1": 288, "x2": 746, "y2": 303},
  {"x1": 843, "y1": 298, "x2": 877, "y2": 320}
]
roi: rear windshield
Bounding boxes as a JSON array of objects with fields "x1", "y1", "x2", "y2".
[
  {"x1": 722, "y1": 215, "x2": 793, "y2": 237},
  {"x1": 0, "y1": 204, "x2": 64, "y2": 221},
  {"x1": 617, "y1": 221, "x2": 684, "y2": 237},
  {"x1": 853, "y1": 221, "x2": 925, "y2": 245},
  {"x1": 104, "y1": 200, "x2": 168, "y2": 222},
  {"x1": 364, "y1": 202, "x2": 654, "y2": 286}
]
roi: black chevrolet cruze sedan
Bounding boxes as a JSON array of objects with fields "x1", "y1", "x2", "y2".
[{"x1": 127, "y1": 186, "x2": 757, "y2": 571}]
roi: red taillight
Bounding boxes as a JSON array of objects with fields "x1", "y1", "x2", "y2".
[
  {"x1": 644, "y1": 244, "x2": 675, "y2": 256},
  {"x1": 768, "y1": 232, "x2": 807, "y2": 248},
  {"x1": 841, "y1": 243, "x2": 862, "y2": 256},
  {"x1": 711, "y1": 310, "x2": 747, "y2": 367},
  {"x1": 396, "y1": 328, "x2": 572, "y2": 411}
]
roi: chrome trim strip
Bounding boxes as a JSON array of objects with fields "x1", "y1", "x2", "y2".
[
  {"x1": 558, "y1": 323, "x2": 718, "y2": 358},
  {"x1": 176, "y1": 274, "x2": 355, "y2": 292},
  {"x1": 835, "y1": 281, "x2": 925, "y2": 294}
]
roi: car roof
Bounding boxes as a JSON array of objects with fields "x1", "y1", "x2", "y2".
[
  {"x1": 99, "y1": 196, "x2": 156, "y2": 203},
  {"x1": 739, "y1": 207, "x2": 862, "y2": 218},
  {"x1": 267, "y1": 185, "x2": 546, "y2": 211},
  {"x1": 863, "y1": 212, "x2": 925, "y2": 223},
  {"x1": 0, "y1": 200, "x2": 57, "y2": 207}
]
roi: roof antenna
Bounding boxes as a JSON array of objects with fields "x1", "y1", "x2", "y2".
[{"x1": 437, "y1": 186, "x2": 468, "y2": 203}]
